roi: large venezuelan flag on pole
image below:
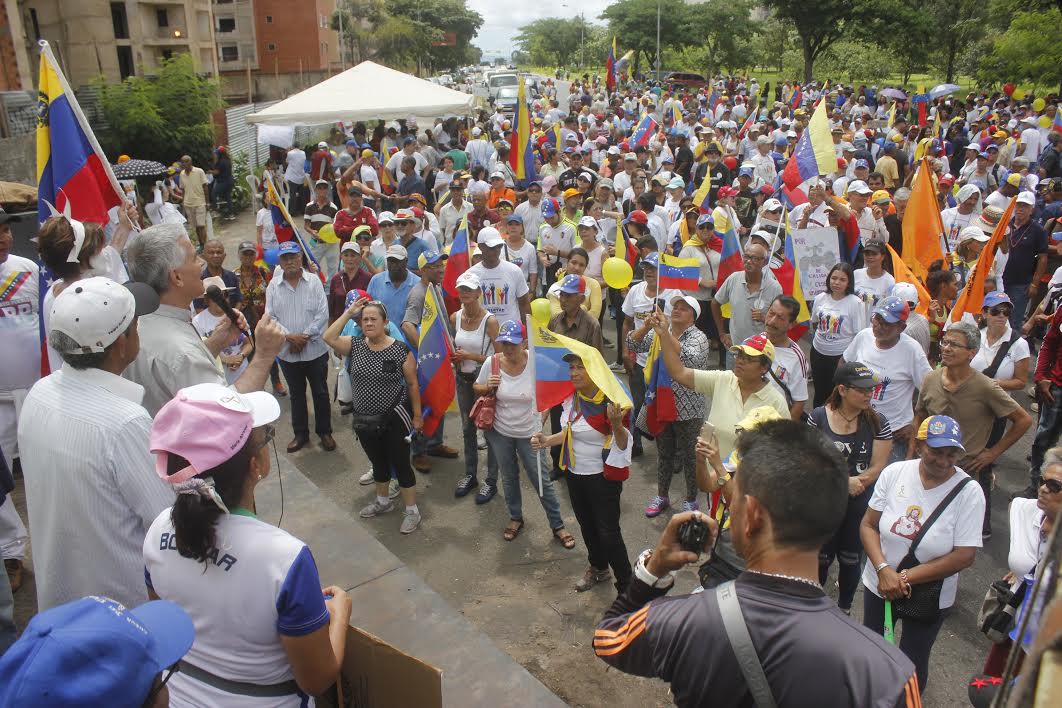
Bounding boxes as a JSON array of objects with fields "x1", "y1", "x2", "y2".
[
  {"x1": 641, "y1": 335, "x2": 676, "y2": 436},
  {"x1": 508, "y1": 78, "x2": 537, "y2": 183},
  {"x1": 630, "y1": 115, "x2": 658, "y2": 148},
  {"x1": 769, "y1": 209, "x2": 811, "y2": 340},
  {"x1": 780, "y1": 95, "x2": 835, "y2": 190},
  {"x1": 265, "y1": 177, "x2": 326, "y2": 283},
  {"x1": 416, "y1": 286, "x2": 456, "y2": 437},
  {"x1": 605, "y1": 37, "x2": 617, "y2": 94},
  {"x1": 658, "y1": 253, "x2": 700, "y2": 291},
  {"x1": 950, "y1": 197, "x2": 1016, "y2": 323},
  {"x1": 441, "y1": 214, "x2": 470, "y2": 312},
  {"x1": 528, "y1": 320, "x2": 632, "y2": 412},
  {"x1": 714, "y1": 222, "x2": 744, "y2": 318},
  {"x1": 1053, "y1": 110, "x2": 1062, "y2": 135},
  {"x1": 36, "y1": 40, "x2": 123, "y2": 226}
]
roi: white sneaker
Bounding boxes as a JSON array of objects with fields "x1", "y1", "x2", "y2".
[
  {"x1": 359, "y1": 499, "x2": 394, "y2": 518},
  {"x1": 388, "y1": 479, "x2": 401, "y2": 499},
  {"x1": 400, "y1": 511, "x2": 421, "y2": 534},
  {"x1": 359, "y1": 468, "x2": 374, "y2": 485},
  {"x1": 608, "y1": 362, "x2": 624, "y2": 373}
]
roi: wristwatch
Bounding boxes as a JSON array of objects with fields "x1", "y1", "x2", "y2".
[
  {"x1": 635, "y1": 549, "x2": 675, "y2": 589},
  {"x1": 716, "y1": 469, "x2": 732, "y2": 490}
]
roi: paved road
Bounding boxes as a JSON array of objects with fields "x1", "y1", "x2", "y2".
[{"x1": 9, "y1": 208, "x2": 1041, "y2": 706}]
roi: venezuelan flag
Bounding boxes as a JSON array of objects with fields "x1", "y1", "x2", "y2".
[
  {"x1": 912, "y1": 85, "x2": 929, "y2": 127},
  {"x1": 737, "y1": 113, "x2": 756, "y2": 140},
  {"x1": 630, "y1": 115, "x2": 657, "y2": 148},
  {"x1": 642, "y1": 335, "x2": 676, "y2": 436},
  {"x1": 616, "y1": 220, "x2": 638, "y2": 269},
  {"x1": 529, "y1": 320, "x2": 631, "y2": 412},
  {"x1": 1053, "y1": 111, "x2": 1062, "y2": 135},
  {"x1": 606, "y1": 37, "x2": 617, "y2": 94},
  {"x1": 658, "y1": 253, "x2": 700, "y2": 291},
  {"x1": 901, "y1": 159, "x2": 945, "y2": 281},
  {"x1": 265, "y1": 177, "x2": 326, "y2": 283},
  {"x1": 769, "y1": 209, "x2": 811, "y2": 340},
  {"x1": 780, "y1": 96, "x2": 834, "y2": 190},
  {"x1": 508, "y1": 78, "x2": 537, "y2": 183},
  {"x1": 441, "y1": 215, "x2": 470, "y2": 312},
  {"x1": 36, "y1": 41, "x2": 123, "y2": 226},
  {"x1": 950, "y1": 196, "x2": 1016, "y2": 323},
  {"x1": 416, "y1": 286, "x2": 456, "y2": 437},
  {"x1": 558, "y1": 388, "x2": 631, "y2": 475},
  {"x1": 714, "y1": 223, "x2": 744, "y2": 318},
  {"x1": 790, "y1": 86, "x2": 803, "y2": 109},
  {"x1": 691, "y1": 169, "x2": 713, "y2": 213}
]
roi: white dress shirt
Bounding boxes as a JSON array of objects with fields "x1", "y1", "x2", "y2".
[
  {"x1": 18, "y1": 366, "x2": 174, "y2": 611},
  {"x1": 266, "y1": 270, "x2": 330, "y2": 362}
]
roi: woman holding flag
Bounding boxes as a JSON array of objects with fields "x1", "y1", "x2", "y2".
[
  {"x1": 532, "y1": 352, "x2": 633, "y2": 593},
  {"x1": 475, "y1": 321, "x2": 574, "y2": 547},
  {"x1": 677, "y1": 213, "x2": 722, "y2": 358}
]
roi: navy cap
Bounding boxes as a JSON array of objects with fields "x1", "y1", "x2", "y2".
[
  {"x1": 917, "y1": 415, "x2": 965, "y2": 451},
  {"x1": 505, "y1": 214, "x2": 523, "y2": 224},
  {"x1": 496, "y1": 319, "x2": 525, "y2": 344},
  {"x1": 278, "y1": 241, "x2": 301, "y2": 255},
  {"x1": 641, "y1": 252, "x2": 659, "y2": 269},
  {"x1": 872, "y1": 295, "x2": 910, "y2": 323}
]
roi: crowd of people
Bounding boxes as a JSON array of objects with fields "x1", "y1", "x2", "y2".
[{"x1": 1, "y1": 70, "x2": 1062, "y2": 705}]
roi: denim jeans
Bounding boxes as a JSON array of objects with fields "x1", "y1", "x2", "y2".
[
  {"x1": 820, "y1": 484, "x2": 873, "y2": 610},
  {"x1": 455, "y1": 376, "x2": 498, "y2": 483},
  {"x1": 1005, "y1": 283, "x2": 1030, "y2": 331},
  {"x1": 484, "y1": 429, "x2": 563, "y2": 529},
  {"x1": 1030, "y1": 383, "x2": 1062, "y2": 487},
  {"x1": 411, "y1": 415, "x2": 445, "y2": 456}
]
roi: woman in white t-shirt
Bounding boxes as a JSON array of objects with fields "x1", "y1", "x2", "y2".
[
  {"x1": 192, "y1": 290, "x2": 253, "y2": 385},
  {"x1": 503, "y1": 214, "x2": 539, "y2": 295},
  {"x1": 532, "y1": 352, "x2": 632, "y2": 593},
  {"x1": 475, "y1": 320, "x2": 575, "y2": 548},
  {"x1": 811, "y1": 262, "x2": 865, "y2": 407},
  {"x1": 143, "y1": 384, "x2": 352, "y2": 706},
  {"x1": 860, "y1": 415, "x2": 985, "y2": 691},
  {"x1": 575, "y1": 216, "x2": 607, "y2": 289},
  {"x1": 853, "y1": 242, "x2": 895, "y2": 322},
  {"x1": 256, "y1": 193, "x2": 279, "y2": 251},
  {"x1": 971, "y1": 291, "x2": 1030, "y2": 391}
]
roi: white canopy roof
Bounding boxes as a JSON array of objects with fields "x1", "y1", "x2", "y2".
[{"x1": 245, "y1": 61, "x2": 475, "y2": 126}]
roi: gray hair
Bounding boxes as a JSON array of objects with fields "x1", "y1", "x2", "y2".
[
  {"x1": 894, "y1": 187, "x2": 912, "y2": 201},
  {"x1": 49, "y1": 330, "x2": 109, "y2": 370},
  {"x1": 948, "y1": 321, "x2": 981, "y2": 351},
  {"x1": 126, "y1": 224, "x2": 190, "y2": 295},
  {"x1": 1044, "y1": 446, "x2": 1062, "y2": 470}
]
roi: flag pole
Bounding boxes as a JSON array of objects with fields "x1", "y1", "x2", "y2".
[{"x1": 527, "y1": 314, "x2": 544, "y2": 498}]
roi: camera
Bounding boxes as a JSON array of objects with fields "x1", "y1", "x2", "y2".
[{"x1": 677, "y1": 517, "x2": 711, "y2": 554}]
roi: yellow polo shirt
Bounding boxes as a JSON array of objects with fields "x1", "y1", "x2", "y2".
[{"x1": 692, "y1": 370, "x2": 789, "y2": 459}]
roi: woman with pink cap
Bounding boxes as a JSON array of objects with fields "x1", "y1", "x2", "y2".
[{"x1": 143, "y1": 383, "x2": 352, "y2": 705}]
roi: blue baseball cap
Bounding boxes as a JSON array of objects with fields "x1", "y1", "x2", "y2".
[
  {"x1": 496, "y1": 319, "x2": 525, "y2": 344},
  {"x1": 558, "y1": 274, "x2": 587, "y2": 295},
  {"x1": 872, "y1": 295, "x2": 910, "y2": 324},
  {"x1": 854, "y1": 158, "x2": 869, "y2": 169},
  {"x1": 917, "y1": 415, "x2": 965, "y2": 451},
  {"x1": 278, "y1": 241, "x2": 301, "y2": 255},
  {"x1": 345, "y1": 139, "x2": 358, "y2": 147},
  {"x1": 982, "y1": 291, "x2": 1012, "y2": 309},
  {"x1": 0, "y1": 596, "x2": 194, "y2": 707},
  {"x1": 738, "y1": 166, "x2": 754, "y2": 178},
  {"x1": 696, "y1": 213, "x2": 714, "y2": 227},
  {"x1": 541, "y1": 198, "x2": 560, "y2": 218},
  {"x1": 506, "y1": 214, "x2": 523, "y2": 224},
  {"x1": 417, "y1": 250, "x2": 448, "y2": 268},
  {"x1": 641, "y1": 252, "x2": 660, "y2": 269}
]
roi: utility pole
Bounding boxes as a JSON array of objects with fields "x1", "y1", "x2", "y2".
[
  {"x1": 655, "y1": 0, "x2": 661, "y2": 80},
  {"x1": 337, "y1": 2, "x2": 345, "y2": 69},
  {"x1": 579, "y1": 14, "x2": 584, "y2": 69}
]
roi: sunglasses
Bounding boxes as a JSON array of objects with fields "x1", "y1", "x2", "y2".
[
  {"x1": 1041, "y1": 477, "x2": 1062, "y2": 494},
  {"x1": 394, "y1": 220, "x2": 411, "y2": 226},
  {"x1": 988, "y1": 306, "x2": 1013, "y2": 317}
]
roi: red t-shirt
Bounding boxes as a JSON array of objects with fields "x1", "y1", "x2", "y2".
[
  {"x1": 310, "y1": 149, "x2": 333, "y2": 182},
  {"x1": 333, "y1": 207, "x2": 379, "y2": 244}
]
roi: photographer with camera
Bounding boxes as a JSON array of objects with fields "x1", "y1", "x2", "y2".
[{"x1": 594, "y1": 419, "x2": 920, "y2": 708}]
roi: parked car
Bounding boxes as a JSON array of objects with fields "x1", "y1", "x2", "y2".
[
  {"x1": 494, "y1": 85, "x2": 519, "y2": 114},
  {"x1": 662, "y1": 72, "x2": 707, "y2": 88}
]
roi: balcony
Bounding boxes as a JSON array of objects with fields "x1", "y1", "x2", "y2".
[{"x1": 142, "y1": 26, "x2": 191, "y2": 44}]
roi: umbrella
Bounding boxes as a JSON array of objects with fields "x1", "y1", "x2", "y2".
[
  {"x1": 879, "y1": 88, "x2": 907, "y2": 100},
  {"x1": 929, "y1": 83, "x2": 961, "y2": 100},
  {"x1": 110, "y1": 159, "x2": 167, "y2": 180}
]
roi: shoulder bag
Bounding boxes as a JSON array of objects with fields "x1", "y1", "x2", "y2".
[
  {"x1": 469, "y1": 355, "x2": 500, "y2": 430},
  {"x1": 893, "y1": 477, "x2": 974, "y2": 622},
  {"x1": 715, "y1": 581, "x2": 777, "y2": 708},
  {"x1": 978, "y1": 571, "x2": 1032, "y2": 643}
]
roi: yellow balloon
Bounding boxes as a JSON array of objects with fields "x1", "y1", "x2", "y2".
[
  {"x1": 1034, "y1": 97, "x2": 1046, "y2": 112},
  {"x1": 1012, "y1": 88, "x2": 1026, "y2": 100},
  {"x1": 1040, "y1": 115, "x2": 1052, "y2": 129},
  {"x1": 530, "y1": 297, "x2": 552, "y2": 325},
  {"x1": 602, "y1": 257, "x2": 634, "y2": 289},
  {"x1": 318, "y1": 223, "x2": 338, "y2": 244}
]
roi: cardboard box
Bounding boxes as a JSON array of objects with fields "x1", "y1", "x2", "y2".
[{"x1": 318, "y1": 625, "x2": 442, "y2": 708}]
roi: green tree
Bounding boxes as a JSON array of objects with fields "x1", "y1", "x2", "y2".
[
  {"x1": 600, "y1": 0, "x2": 689, "y2": 76},
  {"x1": 979, "y1": 8, "x2": 1062, "y2": 91},
  {"x1": 515, "y1": 18, "x2": 587, "y2": 68},
  {"x1": 95, "y1": 53, "x2": 221, "y2": 166},
  {"x1": 683, "y1": 0, "x2": 759, "y2": 76},
  {"x1": 927, "y1": 0, "x2": 985, "y2": 84},
  {"x1": 761, "y1": 0, "x2": 875, "y2": 83},
  {"x1": 387, "y1": 0, "x2": 483, "y2": 72}
]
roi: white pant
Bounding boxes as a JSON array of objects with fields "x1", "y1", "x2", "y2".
[
  {"x1": 0, "y1": 393, "x2": 29, "y2": 560},
  {"x1": 0, "y1": 500, "x2": 26, "y2": 561}
]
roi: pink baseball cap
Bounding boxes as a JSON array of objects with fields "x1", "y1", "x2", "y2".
[{"x1": 151, "y1": 383, "x2": 280, "y2": 484}]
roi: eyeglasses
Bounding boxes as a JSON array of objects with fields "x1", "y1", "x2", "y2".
[
  {"x1": 356, "y1": 235, "x2": 372, "y2": 241},
  {"x1": 743, "y1": 254, "x2": 766, "y2": 262},
  {"x1": 1041, "y1": 477, "x2": 1062, "y2": 494},
  {"x1": 939, "y1": 339, "x2": 970, "y2": 350},
  {"x1": 988, "y1": 306, "x2": 1013, "y2": 317}
]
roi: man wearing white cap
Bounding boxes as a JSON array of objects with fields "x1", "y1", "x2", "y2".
[
  {"x1": 840, "y1": 180, "x2": 888, "y2": 246},
  {"x1": 1003, "y1": 191, "x2": 1050, "y2": 329},
  {"x1": 749, "y1": 135, "x2": 777, "y2": 187},
  {"x1": 465, "y1": 126, "x2": 492, "y2": 170},
  {"x1": 468, "y1": 227, "x2": 530, "y2": 324},
  {"x1": 18, "y1": 277, "x2": 175, "y2": 611}
]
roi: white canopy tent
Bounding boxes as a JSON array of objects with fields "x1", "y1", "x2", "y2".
[{"x1": 245, "y1": 61, "x2": 476, "y2": 127}]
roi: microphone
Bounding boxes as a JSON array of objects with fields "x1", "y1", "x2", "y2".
[{"x1": 205, "y1": 285, "x2": 251, "y2": 337}]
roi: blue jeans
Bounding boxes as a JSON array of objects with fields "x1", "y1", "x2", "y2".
[
  {"x1": 412, "y1": 415, "x2": 445, "y2": 456},
  {"x1": 1030, "y1": 383, "x2": 1062, "y2": 487},
  {"x1": 455, "y1": 376, "x2": 498, "y2": 483},
  {"x1": 887, "y1": 439, "x2": 909, "y2": 466},
  {"x1": 484, "y1": 429, "x2": 564, "y2": 529},
  {"x1": 1005, "y1": 283, "x2": 1030, "y2": 331}
]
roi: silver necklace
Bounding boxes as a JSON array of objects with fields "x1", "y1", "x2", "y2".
[{"x1": 747, "y1": 569, "x2": 821, "y2": 588}]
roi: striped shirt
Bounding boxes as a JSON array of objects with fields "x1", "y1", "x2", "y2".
[
  {"x1": 17, "y1": 366, "x2": 174, "y2": 611},
  {"x1": 125, "y1": 304, "x2": 225, "y2": 417},
  {"x1": 265, "y1": 270, "x2": 329, "y2": 362}
]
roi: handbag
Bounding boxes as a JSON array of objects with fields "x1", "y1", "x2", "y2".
[
  {"x1": 350, "y1": 411, "x2": 389, "y2": 436},
  {"x1": 978, "y1": 573, "x2": 1030, "y2": 643},
  {"x1": 892, "y1": 477, "x2": 974, "y2": 622},
  {"x1": 469, "y1": 355, "x2": 500, "y2": 430}
]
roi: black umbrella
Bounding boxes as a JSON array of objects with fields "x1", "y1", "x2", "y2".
[{"x1": 111, "y1": 159, "x2": 167, "y2": 180}]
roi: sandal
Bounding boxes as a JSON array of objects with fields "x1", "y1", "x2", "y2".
[
  {"x1": 553, "y1": 527, "x2": 576, "y2": 549},
  {"x1": 503, "y1": 519, "x2": 524, "y2": 541}
]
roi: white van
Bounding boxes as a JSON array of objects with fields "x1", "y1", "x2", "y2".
[{"x1": 487, "y1": 72, "x2": 518, "y2": 101}]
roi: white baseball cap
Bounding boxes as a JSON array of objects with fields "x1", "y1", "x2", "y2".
[
  {"x1": 471, "y1": 127, "x2": 482, "y2": 137},
  {"x1": 455, "y1": 271, "x2": 481, "y2": 290},
  {"x1": 1016, "y1": 191, "x2": 1036, "y2": 206},
  {"x1": 669, "y1": 294, "x2": 701, "y2": 318},
  {"x1": 49, "y1": 277, "x2": 159, "y2": 354},
  {"x1": 958, "y1": 225, "x2": 990, "y2": 244},
  {"x1": 377, "y1": 211, "x2": 395, "y2": 224},
  {"x1": 847, "y1": 180, "x2": 872, "y2": 195},
  {"x1": 385, "y1": 244, "x2": 408, "y2": 260},
  {"x1": 890, "y1": 282, "x2": 919, "y2": 305},
  {"x1": 477, "y1": 226, "x2": 505, "y2": 248},
  {"x1": 340, "y1": 241, "x2": 360, "y2": 254}
]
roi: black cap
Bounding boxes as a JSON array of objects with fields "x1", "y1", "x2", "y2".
[
  {"x1": 833, "y1": 361, "x2": 878, "y2": 389},
  {"x1": 0, "y1": 207, "x2": 23, "y2": 225},
  {"x1": 862, "y1": 240, "x2": 886, "y2": 254}
]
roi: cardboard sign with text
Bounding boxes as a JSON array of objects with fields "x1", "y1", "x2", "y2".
[
  {"x1": 790, "y1": 226, "x2": 841, "y2": 298},
  {"x1": 318, "y1": 625, "x2": 442, "y2": 708}
]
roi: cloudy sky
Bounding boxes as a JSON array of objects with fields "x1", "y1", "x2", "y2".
[{"x1": 468, "y1": 0, "x2": 612, "y2": 59}]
